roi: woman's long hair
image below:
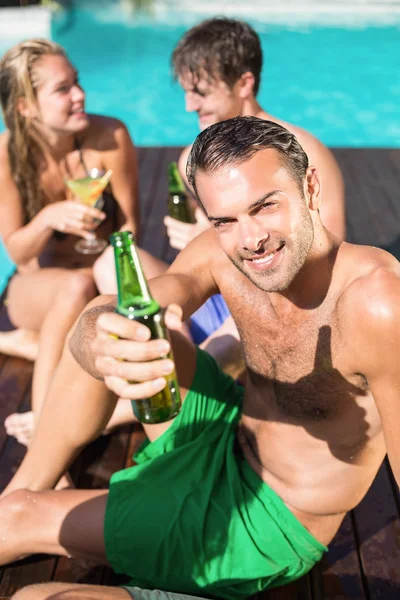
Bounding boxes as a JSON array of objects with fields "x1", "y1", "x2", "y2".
[{"x1": 0, "y1": 39, "x2": 67, "y2": 221}]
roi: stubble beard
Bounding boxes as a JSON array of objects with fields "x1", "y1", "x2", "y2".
[{"x1": 228, "y1": 213, "x2": 315, "y2": 293}]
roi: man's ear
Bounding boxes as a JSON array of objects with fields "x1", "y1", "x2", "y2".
[
  {"x1": 237, "y1": 71, "x2": 255, "y2": 99},
  {"x1": 305, "y1": 166, "x2": 321, "y2": 211},
  {"x1": 16, "y1": 97, "x2": 35, "y2": 120}
]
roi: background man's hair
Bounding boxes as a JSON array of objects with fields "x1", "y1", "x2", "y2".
[
  {"x1": 187, "y1": 116, "x2": 309, "y2": 198},
  {"x1": 172, "y1": 17, "x2": 262, "y2": 95}
]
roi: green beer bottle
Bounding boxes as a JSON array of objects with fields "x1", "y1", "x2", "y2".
[
  {"x1": 110, "y1": 231, "x2": 181, "y2": 424},
  {"x1": 168, "y1": 161, "x2": 195, "y2": 223}
]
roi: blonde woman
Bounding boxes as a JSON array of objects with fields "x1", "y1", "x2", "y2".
[{"x1": 0, "y1": 39, "x2": 140, "y2": 448}]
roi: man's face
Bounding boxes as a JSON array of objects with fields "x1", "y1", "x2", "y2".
[
  {"x1": 195, "y1": 149, "x2": 315, "y2": 293},
  {"x1": 179, "y1": 72, "x2": 244, "y2": 131}
]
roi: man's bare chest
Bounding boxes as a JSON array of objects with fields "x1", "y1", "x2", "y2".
[{"x1": 226, "y1": 290, "x2": 367, "y2": 422}]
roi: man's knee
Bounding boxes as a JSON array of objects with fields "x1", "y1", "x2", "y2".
[{"x1": 12, "y1": 583, "x2": 51, "y2": 599}]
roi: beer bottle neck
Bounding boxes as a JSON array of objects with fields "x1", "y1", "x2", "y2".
[
  {"x1": 168, "y1": 162, "x2": 186, "y2": 194},
  {"x1": 111, "y1": 232, "x2": 160, "y2": 319}
]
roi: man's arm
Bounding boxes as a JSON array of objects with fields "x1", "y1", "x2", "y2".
[
  {"x1": 69, "y1": 229, "x2": 220, "y2": 379},
  {"x1": 355, "y1": 265, "x2": 400, "y2": 487},
  {"x1": 68, "y1": 294, "x2": 116, "y2": 378}
]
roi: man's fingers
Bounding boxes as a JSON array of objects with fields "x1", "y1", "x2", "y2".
[
  {"x1": 169, "y1": 237, "x2": 186, "y2": 250},
  {"x1": 93, "y1": 336, "x2": 170, "y2": 361},
  {"x1": 95, "y1": 355, "x2": 174, "y2": 381},
  {"x1": 104, "y1": 375, "x2": 167, "y2": 399},
  {"x1": 96, "y1": 312, "x2": 151, "y2": 341}
]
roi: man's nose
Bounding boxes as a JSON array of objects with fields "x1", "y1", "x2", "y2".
[
  {"x1": 72, "y1": 84, "x2": 85, "y2": 102},
  {"x1": 185, "y1": 93, "x2": 200, "y2": 113},
  {"x1": 240, "y1": 220, "x2": 269, "y2": 252}
]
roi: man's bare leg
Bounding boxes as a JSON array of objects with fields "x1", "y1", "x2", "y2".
[
  {"x1": 0, "y1": 488, "x2": 108, "y2": 566},
  {"x1": 12, "y1": 582, "x2": 131, "y2": 599},
  {"x1": 0, "y1": 328, "x2": 39, "y2": 362}
]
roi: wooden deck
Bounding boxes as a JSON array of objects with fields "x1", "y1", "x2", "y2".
[{"x1": 0, "y1": 147, "x2": 400, "y2": 599}]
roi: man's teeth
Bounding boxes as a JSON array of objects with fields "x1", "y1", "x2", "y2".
[{"x1": 252, "y1": 250, "x2": 276, "y2": 264}]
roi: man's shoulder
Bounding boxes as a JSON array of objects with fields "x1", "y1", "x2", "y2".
[
  {"x1": 178, "y1": 144, "x2": 192, "y2": 170},
  {"x1": 337, "y1": 243, "x2": 400, "y2": 328},
  {"x1": 259, "y1": 110, "x2": 328, "y2": 156}
]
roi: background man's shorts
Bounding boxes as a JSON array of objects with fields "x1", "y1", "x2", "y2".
[{"x1": 105, "y1": 347, "x2": 327, "y2": 600}]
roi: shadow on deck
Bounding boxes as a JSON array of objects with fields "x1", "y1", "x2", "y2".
[{"x1": 0, "y1": 147, "x2": 399, "y2": 599}]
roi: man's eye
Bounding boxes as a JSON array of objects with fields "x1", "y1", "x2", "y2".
[
  {"x1": 213, "y1": 220, "x2": 230, "y2": 229},
  {"x1": 261, "y1": 202, "x2": 277, "y2": 211}
]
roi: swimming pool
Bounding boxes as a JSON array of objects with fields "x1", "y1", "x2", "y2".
[{"x1": 0, "y1": 4, "x2": 399, "y2": 292}]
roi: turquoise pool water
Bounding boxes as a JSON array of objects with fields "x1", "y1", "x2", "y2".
[{"x1": 0, "y1": 6, "x2": 399, "y2": 291}]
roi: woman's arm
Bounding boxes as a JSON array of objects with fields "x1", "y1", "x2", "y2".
[
  {"x1": 0, "y1": 136, "x2": 54, "y2": 265},
  {"x1": 0, "y1": 136, "x2": 105, "y2": 266}
]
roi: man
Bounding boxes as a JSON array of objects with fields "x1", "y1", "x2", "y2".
[
  {"x1": 95, "y1": 17, "x2": 345, "y2": 343},
  {"x1": 165, "y1": 17, "x2": 346, "y2": 250},
  {"x1": 2, "y1": 117, "x2": 399, "y2": 600}
]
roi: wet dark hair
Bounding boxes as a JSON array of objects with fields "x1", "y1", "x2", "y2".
[
  {"x1": 172, "y1": 17, "x2": 262, "y2": 95},
  {"x1": 187, "y1": 116, "x2": 309, "y2": 198}
]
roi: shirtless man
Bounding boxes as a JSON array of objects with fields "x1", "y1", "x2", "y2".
[
  {"x1": 164, "y1": 17, "x2": 345, "y2": 251},
  {"x1": 2, "y1": 117, "x2": 399, "y2": 600}
]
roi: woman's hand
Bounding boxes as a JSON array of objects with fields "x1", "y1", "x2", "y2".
[
  {"x1": 41, "y1": 200, "x2": 106, "y2": 239},
  {"x1": 164, "y1": 206, "x2": 210, "y2": 251}
]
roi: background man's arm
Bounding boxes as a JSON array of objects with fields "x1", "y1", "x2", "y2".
[{"x1": 296, "y1": 131, "x2": 346, "y2": 240}]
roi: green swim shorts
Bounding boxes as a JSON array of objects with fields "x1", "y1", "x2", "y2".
[{"x1": 104, "y1": 347, "x2": 327, "y2": 600}]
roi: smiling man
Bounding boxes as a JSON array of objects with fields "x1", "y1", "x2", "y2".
[
  {"x1": 164, "y1": 17, "x2": 346, "y2": 252},
  {"x1": 2, "y1": 117, "x2": 400, "y2": 600}
]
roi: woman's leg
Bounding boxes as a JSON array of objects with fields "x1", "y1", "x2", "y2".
[
  {"x1": 4, "y1": 268, "x2": 97, "y2": 445},
  {"x1": 93, "y1": 245, "x2": 168, "y2": 295}
]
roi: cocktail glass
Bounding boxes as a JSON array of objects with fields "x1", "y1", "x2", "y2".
[{"x1": 65, "y1": 168, "x2": 112, "y2": 255}]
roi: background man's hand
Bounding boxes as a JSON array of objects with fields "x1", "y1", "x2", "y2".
[{"x1": 164, "y1": 207, "x2": 210, "y2": 250}]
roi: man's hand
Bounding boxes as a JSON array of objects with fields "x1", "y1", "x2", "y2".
[
  {"x1": 92, "y1": 304, "x2": 183, "y2": 400},
  {"x1": 164, "y1": 207, "x2": 210, "y2": 251}
]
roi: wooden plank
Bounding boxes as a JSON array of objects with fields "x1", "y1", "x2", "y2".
[
  {"x1": 0, "y1": 556, "x2": 56, "y2": 599},
  {"x1": 310, "y1": 513, "x2": 366, "y2": 600},
  {"x1": 0, "y1": 359, "x2": 32, "y2": 467},
  {"x1": 332, "y1": 149, "x2": 380, "y2": 246},
  {"x1": 353, "y1": 460, "x2": 400, "y2": 599}
]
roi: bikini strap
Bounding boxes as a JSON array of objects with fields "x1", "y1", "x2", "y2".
[{"x1": 74, "y1": 136, "x2": 90, "y2": 177}]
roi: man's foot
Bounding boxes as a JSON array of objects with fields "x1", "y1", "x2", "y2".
[
  {"x1": 4, "y1": 411, "x2": 35, "y2": 446},
  {"x1": 102, "y1": 398, "x2": 137, "y2": 435},
  {"x1": 0, "y1": 328, "x2": 39, "y2": 361}
]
